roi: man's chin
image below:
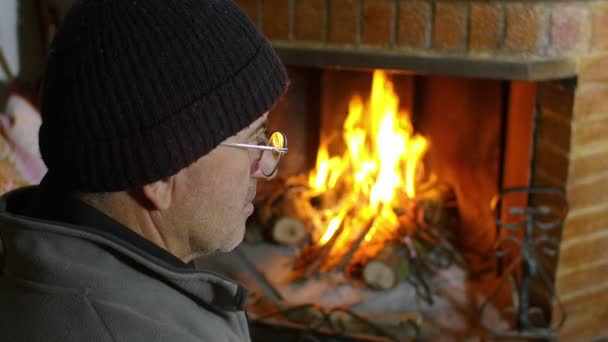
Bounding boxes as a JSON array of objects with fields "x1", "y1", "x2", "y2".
[
  {"x1": 243, "y1": 202, "x2": 254, "y2": 217},
  {"x1": 219, "y1": 241, "x2": 242, "y2": 253},
  {"x1": 219, "y1": 229, "x2": 246, "y2": 253}
]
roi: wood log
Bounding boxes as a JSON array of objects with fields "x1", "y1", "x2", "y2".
[
  {"x1": 266, "y1": 187, "x2": 315, "y2": 245},
  {"x1": 363, "y1": 243, "x2": 410, "y2": 290},
  {"x1": 272, "y1": 216, "x2": 308, "y2": 245},
  {"x1": 290, "y1": 213, "x2": 349, "y2": 280},
  {"x1": 329, "y1": 311, "x2": 424, "y2": 337},
  {"x1": 278, "y1": 187, "x2": 317, "y2": 225},
  {"x1": 397, "y1": 213, "x2": 418, "y2": 237},
  {"x1": 249, "y1": 179, "x2": 316, "y2": 245},
  {"x1": 333, "y1": 215, "x2": 376, "y2": 272}
]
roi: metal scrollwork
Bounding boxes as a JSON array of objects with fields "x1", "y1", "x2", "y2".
[{"x1": 481, "y1": 187, "x2": 568, "y2": 340}]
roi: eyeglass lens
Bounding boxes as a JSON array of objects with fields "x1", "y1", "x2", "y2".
[{"x1": 261, "y1": 132, "x2": 286, "y2": 176}]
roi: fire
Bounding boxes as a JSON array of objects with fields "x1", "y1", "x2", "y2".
[{"x1": 307, "y1": 70, "x2": 429, "y2": 263}]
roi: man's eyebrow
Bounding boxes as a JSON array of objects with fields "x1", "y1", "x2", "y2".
[{"x1": 248, "y1": 120, "x2": 268, "y2": 137}]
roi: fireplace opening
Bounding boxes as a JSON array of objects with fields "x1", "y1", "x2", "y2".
[
  {"x1": 265, "y1": 66, "x2": 533, "y2": 269},
  {"x1": 197, "y1": 65, "x2": 572, "y2": 340}
]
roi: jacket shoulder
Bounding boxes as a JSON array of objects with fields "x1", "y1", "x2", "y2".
[
  {"x1": 90, "y1": 299, "x2": 232, "y2": 342},
  {"x1": 0, "y1": 275, "x2": 245, "y2": 342},
  {"x1": 0, "y1": 276, "x2": 114, "y2": 342}
]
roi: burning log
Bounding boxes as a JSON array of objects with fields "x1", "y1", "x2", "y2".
[
  {"x1": 272, "y1": 216, "x2": 308, "y2": 245},
  {"x1": 363, "y1": 242, "x2": 410, "y2": 290},
  {"x1": 247, "y1": 176, "x2": 314, "y2": 245},
  {"x1": 291, "y1": 216, "x2": 346, "y2": 279},
  {"x1": 290, "y1": 203, "x2": 363, "y2": 279},
  {"x1": 332, "y1": 215, "x2": 377, "y2": 272}
]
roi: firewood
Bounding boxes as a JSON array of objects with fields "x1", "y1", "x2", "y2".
[
  {"x1": 329, "y1": 310, "x2": 424, "y2": 337},
  {"x1": 266, "y1": 187, "x2": 315, "y2": 245},
  {"x1": 397, "y1": 213, "x2": 418, "y2": 237},
  {"x1": 278, "y1": 187, "x2": 316, "y2": 225},
  {"x1": 334, "y1": 213, "x2": 378, "y2": 272},
  {"x1": 290, "y1": 213, "x2": 348, "y2": 280},
  {"x1": 250, "y1": 178, "x2": 317, "y2": 245},
  {"x1": 415, "y1": 184, "x2": 453, "y2": 227},
  {"x1": 363, "y1": 243, "x2": 410, "y2": 290},
  {"x1": 272, "y1": 216, "x2": 307, "y2": 245}
]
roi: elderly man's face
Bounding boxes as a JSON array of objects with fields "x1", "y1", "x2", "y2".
[{"x1": 169, "y1": 114, "x2": 271, "y2": 256}]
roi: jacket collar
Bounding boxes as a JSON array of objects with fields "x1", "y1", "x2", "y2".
[
  {"x1": 0, "y1": 186, "x2": 248, "y2": 311},
  {"x1": 6, "y1": 181, "x2": 193, "y2": 270}
]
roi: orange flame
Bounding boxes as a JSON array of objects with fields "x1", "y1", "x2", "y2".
[{"x1": 308, "y1": 70, "x2": 429, "y2": 259}]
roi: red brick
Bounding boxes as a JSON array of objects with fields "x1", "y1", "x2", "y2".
[
  {"x1": 558, "y1": 272, "x2": 608, "y2": 310},
  {"x1": 564, "y1": 206, "x2": 608, "y2": 242},
  {"x1": 580, "y1": 54, "x2": 608, "y2": 82},
  {"x1": 535, "y1": 139, "x2": 570, "y2": 186},
  {"x1": 568, "y1": 174, "x2": 608, "y2": 212},
  {"x1": 504, "y1": 3, "x2": 545, "y2": 52},
  {"x1": 329, "y1": 0, "x2": 360, "y2": 44},
  {"x1": 534, "y1": 170, "x2": 564, "y2": 189},
  {"x1": 432, "y1": 2, "x2": 467, "y2": 51},
  {"x1": 551, "y1": 4, "x2": 589, "y2": 52},
  {"x1": 538, "y1": 81, "x2": 575, "y2": 119},
  {"x1": 557, "y1": 259, "x2": 608, "y2": 295},
  {"x1": 556, "y1": 284, "x2": 608, "y2": 341},
  {"x1": 397, "y1": 1, "x2": 430, "y2": 48},
  {"x1": 560, "y1": 315, "x2": 608, "y2": 342},
  {"x1": 573, "y1": 82, "x2": 608, "y2": 120},
  {"x1": 572, "y1": 116, "x2": 608, "y2": 148},
  {"x1": 469, "y1": 2, "x2": 502, "y2": 50},
  {"x1": 234, "y1": 0, "x2": 259, "y2": 25},
  {"x1": 538, "y1": 108, "x2": 571, "y2": 152},
  {"x1": 569, "y1": 146, "x2": 608, "y2": 181},
  {"x1": 263, "y1": 0, "x2": 290, "y2": 40},
  {"x1": 558, "y1": 234, "x2": 608, "y2": 271},
  {"x1": 295, "y1": 0, "x2": 325, "y2": 41},
  {"x1": 362, "y1": 0, "x2": 394, "y2": 45},
  {"x1": 591, "y1": 2, "x2": 608, "y2": 51}
]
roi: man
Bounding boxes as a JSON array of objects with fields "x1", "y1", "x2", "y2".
[{"x1": 0, "y1": 0, "x2": 288, "y2": 341}]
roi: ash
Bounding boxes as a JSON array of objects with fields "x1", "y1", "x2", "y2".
[{"x1": 196, "y1": 243, "x2": 510, "y2": 339}]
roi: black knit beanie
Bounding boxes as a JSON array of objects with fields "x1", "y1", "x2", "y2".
[{"x1": 39, "y1": 0, "x2": 287, "y2": 192}]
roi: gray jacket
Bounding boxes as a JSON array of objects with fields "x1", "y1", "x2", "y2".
[{"x1": 0, "y1": 189, "x2": 251, "y2": 341}]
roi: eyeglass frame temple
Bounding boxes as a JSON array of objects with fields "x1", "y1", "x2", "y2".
[
  {"x1": 220, "y1": 131, "x2": 289, "y2": 153},
  {"x1": 219, "y1": 142, "x2": 288, "y2": 153},
  {"x1": 221, "y1": 142, "x2": 287, "y2": 176}
]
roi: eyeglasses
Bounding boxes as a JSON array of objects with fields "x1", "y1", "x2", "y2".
[{"x1": 220, "y1": 131, "x2": 288, "y2": 177}]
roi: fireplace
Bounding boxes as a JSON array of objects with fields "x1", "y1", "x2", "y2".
[{"x1": 194, "y1": 1, "x2": 608, "y2": 341}]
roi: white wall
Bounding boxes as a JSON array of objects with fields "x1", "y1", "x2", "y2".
[
  {"x1": 0, "y1": 0, "x2": 19, "y2": 82},
  {"x1": 0, "y1": 0, "x2": 46, "y2": 105}
]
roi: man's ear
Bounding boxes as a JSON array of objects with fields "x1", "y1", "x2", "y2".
[{"x1": 141, "y1": 177, "x2": 174, "y2": 211}]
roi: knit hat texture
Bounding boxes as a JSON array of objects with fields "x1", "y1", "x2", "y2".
[{"x1": 39, "y1": 0, "x2": 287, "y2": 192}]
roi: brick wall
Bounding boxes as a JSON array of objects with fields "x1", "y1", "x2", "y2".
[
  {"x1": 534, "y1": 81, "x2": 573, "y2": 192},
  {"x1": 552, "y1": 2, "x2": 608, "y2": 339},
  {"x1": 235, "y1": 0, "x2": 590, "y2": 59}
]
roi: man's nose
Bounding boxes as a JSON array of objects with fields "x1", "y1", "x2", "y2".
[
  {"x1": 251, "y1": 152, "x2": 277, "y2": 180},
  {"x1": 252, "y1": 168, "x2": 277, "y2": 180}
]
